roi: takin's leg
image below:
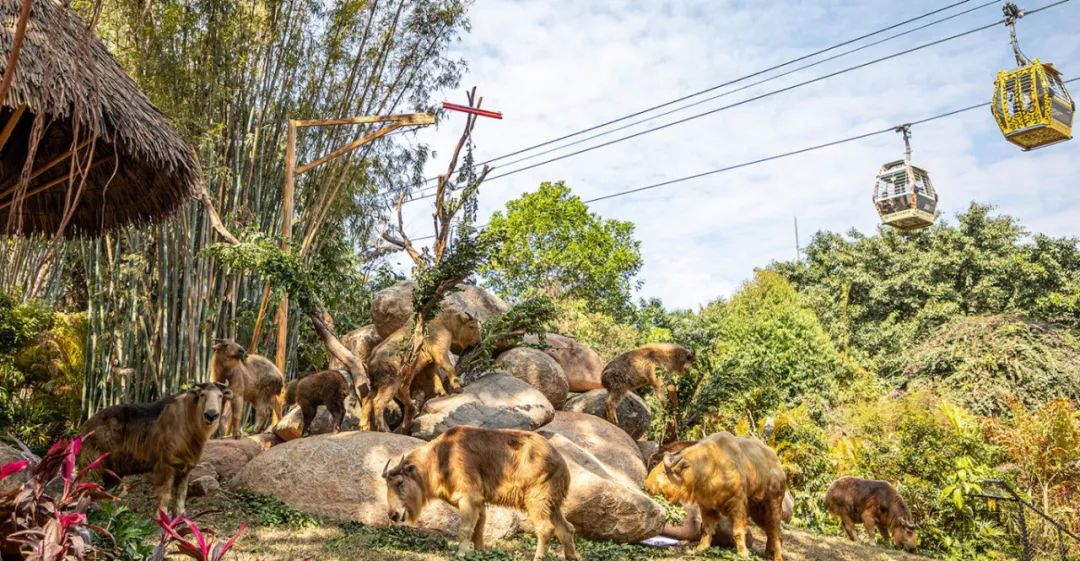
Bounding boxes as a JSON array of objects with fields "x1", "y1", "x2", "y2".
[
  {"x1": 645, "y1": 366, "x2": 668, "y2": 407},
  {"x1": 860, "y1": 508, "x2": 878, "y2": 543},
  {"x1": 839, "y1": 513, "x2": 857, "y2": 541},
  {"x1": 525, "y1": 491, "x2": 559, "y2": 561},
  {"x1": 431, "y1": 349, "x2": 461, "y2": 392},
  {"x1": 153, "y1": 464, "x2": 176, "y2": 516},
  {"x1": 471, "y1": 504, "x2": 486, "y2": 550},
  {"x1": 552, "y1": 509, "x2": 580, "y2": 561},
  {"x1": 300, "y1": 401, "x2": 318, "y2": 437},
  {"x1": 604, "y1": 388, "x2": 626, "y2": 425},
  {"x1": 456, "y1": 498, "x2": 482, "y2": 556},
  {"x1": 394, "y1": 385, "x2": 418, "y2": 435},
  {"x1": 729, "y1": 503, "x2": 751, "y2": 558},
  {"x1": 876, "y1": 522, "x2": 891, "y2": 547},
  {"x1": 764, "y1": 495, "x2": 785, "y2": 561},
  {"x1": 697, "y1": 509, "x2": 721, "y2": 552},
  {"x1": 228, "y1": 395, "x2": 246, "y2": 438},
  {"x1": 371, "y1": 383, "x2": 397, "y2": 433},
  {"x1": 254, "y1": 398, "x2": 274, "y2": 432},
  {"x1": 172, "y1": 465, "x2": 192, "y2": 516},
  {"x1": 327, "y1": 399, "x2": 346, "y2": 434}
]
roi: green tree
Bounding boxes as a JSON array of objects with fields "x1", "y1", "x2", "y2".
[
  {"x1": 479, "y1": 182, "x2": 643, "y2": 319},
  {"x1": 773, "y1": 203, "x2": 1080, "y2": 378},
  {"x1": 684, "y1": 270, "x2": 847, "y2": 431}
]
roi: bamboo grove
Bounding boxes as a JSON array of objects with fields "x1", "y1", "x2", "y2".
[{"x1": 0, "y1": 0, "x2": 473, "y2": 418}]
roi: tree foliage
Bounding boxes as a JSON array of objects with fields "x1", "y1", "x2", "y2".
[
  {"x1": 479, "y1": 182, "x2": 643, "y2": 319},
  {"x1": 774, "y1": 203, "x2": 1080, "y2": 378}
]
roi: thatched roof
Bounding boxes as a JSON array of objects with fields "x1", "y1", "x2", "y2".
[{"x1": 0, "y1": 0, "x2": 201, "y2": 236}]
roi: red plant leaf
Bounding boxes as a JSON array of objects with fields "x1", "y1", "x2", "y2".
[
  {"x1": 82, "y1": 453, "x2": 109, "y2": 474},
  {"x1": 182, "y1": 518, "x2": 209, "y2": 556},
  {"x1": 216, "y1": 521, "x2": 247, "y2": 560},
  {"x1": 0, "y1": 460, "x2": 30, "y2": 481},
  {"x1": 57, "y1": 512, "x2": 86, "y2": 529}
]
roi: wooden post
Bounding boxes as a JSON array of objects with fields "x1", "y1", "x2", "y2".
[
  {"x1": 275, "y1": 121, "x2": 296, "y2": 374},
  {"x1": 270, "y1": 113, "x2": 433, "y2": 375}
]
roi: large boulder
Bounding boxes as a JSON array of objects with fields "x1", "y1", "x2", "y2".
[
  {"x1": 523, "y1": 333, "x2": 604, "y2": 392},
  {"x1": 371, "y1": 281, "x2": 509, "y2": 339},
  {"x1": 0, "y1": 444, "x2": 31, "y2": 496},
  {"x1": 563, "y1": 389, "x2": 651, "y2": 440},
  {"x1": 410, "y1": 372, "x2": 555, "y2": 440},
  {"x1": 199, "y1": 438, "x2": 265, "y2": 481},
  {"x1": 538, "y1": 411, "x2": 646, "y2": 486},
  {"x1": 273, "y1": 405, "x2": 337, "y2": 442},
  {"x1": 544, "y1": 434, "x2": 664, "y2": 542},
  {"x1": 232, "y1": 432, "x2": 523, "y2": 540},
  {"x1": 494, "y1": 347, "x2": 569, "y2": 409},
  {"x1": 329, "y1": 324, "x2": 382, "y2": 369}
]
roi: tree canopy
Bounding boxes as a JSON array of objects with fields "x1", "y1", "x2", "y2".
[{"x1": 479, "y1": 181, "x2": 643, "y2": 319}]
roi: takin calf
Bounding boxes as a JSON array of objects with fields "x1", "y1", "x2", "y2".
[
  {"x1": 79, "y1": 381, "x2": 232, "y2": 515},
  {"x1": 658, "y1": 432, "x2": 787, "y2": 560},
  {"x1": 285, "y1": 369, "x2": 351, "y2": 436},
  {"x1": 365, "y1": 308, "x2": 481, "y2": 433},
  {"x1": 211, "y1": 338, "x2": 285, "y2": 437},
  {"x1": 382, "y1": 426, "x2": 579, "y2": 561},
  {"x1": 824, "y1": 476, "x2": 917, "y2": 551},
  {"x1": 601, "y1": 343, "x2": 693, "y2": 425}
]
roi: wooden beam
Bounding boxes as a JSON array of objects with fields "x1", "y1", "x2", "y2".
[
  {"x1": 0, "y1": 157, "x2": 114, "y2": 211},
  {"x1": 275, "y1": 121, "x2": 297, "y2": 375},
  {"x1": 0, "y1": 105, "x2": 26, "y2": 154},
  {"x1": 0, "y1": 137, "x2": 95, "y2": 200},
  {"x1": 248, "y1": 283, "x2": 272, "y2": 352},
  {"x1": 295, "y1": 122, "x2": 403, "y2": 175},
  {"x1": 292, "y1": 113, "x2": 434, "y2": 128},
  {"x1": 0, "y1": 0, "x2": 32, "y2": 106}
]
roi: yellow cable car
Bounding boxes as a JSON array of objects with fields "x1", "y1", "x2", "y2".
[
  {"x1": 991, "y1": 3, "x2": 1074, "y2": 150},
  {"x1": 873, "y1": 125, "x2": 937, "y2": 230}
]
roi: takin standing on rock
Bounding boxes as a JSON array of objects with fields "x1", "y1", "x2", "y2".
[
  {"x1": 365, "y1": 308, "x2": 482, "y2": 433},
  {"x1": 78, "y1": 381, "x2": 232, "y2": 515},
  {"x1": 824, "y1": 476, "x2": 918, "y2": 551},
  {"x1": 284, "y1": 369, "x2": 351, "y2": 436},
  {"x1": 382, "y1": 426, "x2": 579, "y2": 561},
  {"x1": 658, "y1": 432, "x2": 787, "y2": 560},
  {"x1": 601, "y1": 343, "x2": 693, "y2": 425},
  {"x1": 211, "y1": 338, "x2": 285, "y2": 437}
]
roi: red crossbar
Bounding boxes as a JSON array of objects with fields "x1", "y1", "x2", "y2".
[{"x1": 442, "y1": 102, "x2": 503, "y2": 119}]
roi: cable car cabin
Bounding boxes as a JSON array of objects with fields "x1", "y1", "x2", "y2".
[
  {"x1": 992, "y1": 59, "x2": 1074, "y2": 150},
  {"x1": 872, "y1": 159, "x2": 937, "y2": 230}
]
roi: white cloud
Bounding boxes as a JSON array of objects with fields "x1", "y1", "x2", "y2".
[{"x1": 392, "y1": 0, "x2": 1080, "y2": 310}]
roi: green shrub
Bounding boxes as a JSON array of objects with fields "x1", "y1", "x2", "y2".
[
  {"x1": 89, "y1": 502, "x2": 157, "y2": 561},
  {"x1": 231, "y1": 490, "x2": 321, "y2": 528}
]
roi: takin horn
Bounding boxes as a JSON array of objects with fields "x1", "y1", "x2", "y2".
[{"x1": 382, "y1": 458, "x2": 391, "y2": 478}]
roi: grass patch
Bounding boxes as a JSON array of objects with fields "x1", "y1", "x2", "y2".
[
  {"x1": 230, "y1": 490, "x2": 323, "y2": 528},
  {"x1": 324, "y1": 522, "x2": 452, "y2": 554}
]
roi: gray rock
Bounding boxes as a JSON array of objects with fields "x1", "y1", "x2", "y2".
[
  {"x1": 371, "y1": 281, "x2": 509, "y2": 339},
  {"x1": 523, "y1": 333, "x2": 604, "y2": 392},
  {"x1": 563, "y1": 389, "x2": 652, "y2": 440},
  {"x1": 410, "y1": 372, "x2": 555, "y2": 440},
  {"x1": 538, "y1": 411, "x2": 646, "y2": 486},
  {"x1": 494, "y1": 347, "x2": 569, "y2": 409}
]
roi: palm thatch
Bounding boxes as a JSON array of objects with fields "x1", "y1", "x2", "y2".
[{"x1": 0, "y1": 0, "x2": 201, "y2": 236}]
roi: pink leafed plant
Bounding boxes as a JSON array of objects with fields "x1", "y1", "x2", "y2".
[{"x1": 0, "y1": 434, "x2": 115, "y2": 561}]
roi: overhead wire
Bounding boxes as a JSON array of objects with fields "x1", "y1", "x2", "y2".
[
  {"x1": 400, "y1": 0, "x2": 1068, "y2": 204},
  {"x1": 381, "y1": 0, "x2": 988, "y2": 201},
  {"x1": 398, "y1": 75, "x2": 1078, "y2": 242}
]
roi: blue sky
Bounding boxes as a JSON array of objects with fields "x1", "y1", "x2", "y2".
[{"x1": 393, "y1": 0, "x2": 1080, "y2": 310}]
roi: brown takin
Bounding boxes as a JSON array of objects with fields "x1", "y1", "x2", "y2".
[
  {"x1": 284, "y1": 370, "x2": 351, "y2": 436},
  {"x1": 646, "y1": 461, "x2": 795, "y2": 524},
  {"x1": 211, "y1": 338, "x2": 285, "y2": 437},
  {"x1": 78, "y1": 381, "x2": 232, "y2": 515},
  {"x1": 365, "y1": 308, "x2": 481, "y2": 433},
  {"x1": 382, "y1": 426, "x2": 579, "y2": 561},
  {"x1": 657, "y1": 432, "x2": 787, "y2": 560},
  {"x1": 601, "y1": 343, "x2": 693, "y2": 425},
  {"x1": 825, "y1": 476, "x2": 917, "y2": 551}
]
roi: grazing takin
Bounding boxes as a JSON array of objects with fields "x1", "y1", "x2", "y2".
[
  {"x1": 825, "y1": 476, "x2": 917, "y2": 551},
  {"x1": 79, "y1": 381, "x2": 232, "y2": 515},
  {"x1": 365, "y1": 308, "x2": 481, "y2": 433},
  {"x1": 382, "y1": 426, "x2": 579, "y2": 561},
  {"x1": 284, "y1": 369, "x2": 351, "y2": 436},
  {"x1": 601, "y1": 343, "x2": 693, "y2": 425},
  {"x1": 658, "y1": 432, "x2": 787, "y2": 560},
  {"x1": 211, "y1": 338, "x2": 285, "y2": 436}
]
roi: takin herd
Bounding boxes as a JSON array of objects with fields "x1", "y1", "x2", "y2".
[{"x1": 75, "y1": 285, "x2": 920, "y2": 561}]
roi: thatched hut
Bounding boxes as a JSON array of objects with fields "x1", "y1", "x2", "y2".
[{"x1": 0, "y1": 0, "x2": 201, "y2": 236}]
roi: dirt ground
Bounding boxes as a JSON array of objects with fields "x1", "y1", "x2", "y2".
[{"x1": 118, "y1": 475, "x2": 939, "y2": 561}]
